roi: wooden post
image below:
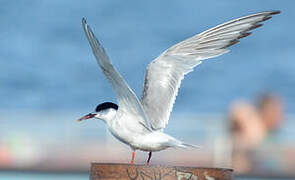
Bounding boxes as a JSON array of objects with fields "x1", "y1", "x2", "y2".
[{"x1": 90, "y1": 163, "x2": 234, "y2": 180}]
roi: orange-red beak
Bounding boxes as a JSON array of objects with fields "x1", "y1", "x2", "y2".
[{"x1": 77, "y1": 113, "x2": 96, "y2": 122}]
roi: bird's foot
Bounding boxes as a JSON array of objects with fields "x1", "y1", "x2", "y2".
[
  {"x1": 146, "y1": 152, "x2": 152, "y2": 165},
  {"x1": 130, "y1": 151, "x2": 135, "y2": 164}
]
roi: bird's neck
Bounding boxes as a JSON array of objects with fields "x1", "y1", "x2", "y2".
[{"x1": 102, "y1": 108, "x2": 117, "y2": 124}]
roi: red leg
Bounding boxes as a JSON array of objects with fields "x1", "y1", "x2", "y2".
[
  {"x1": 146, "y1": 152, "x2": 152, "y2": 165},
  {"x1": 130, "y1": 151, "x2": 135, "y2": 164}
]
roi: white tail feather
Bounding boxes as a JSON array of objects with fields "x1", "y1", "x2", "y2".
[{"x1": 181, "y1": 143, "x2": 201, "y2": 149}]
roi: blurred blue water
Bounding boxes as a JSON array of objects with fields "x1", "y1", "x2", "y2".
[
  {"x1": 0, "y1": 172, "x2": 88, "y2": 180},
  {"x1": 0, "y1": 172, "x2": 290, "y2": 180},
  {"x1": 0, "y1": 0, "x2": 294, "y2": 114}
]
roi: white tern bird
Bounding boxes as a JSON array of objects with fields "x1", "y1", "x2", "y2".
[{"x1": 77, "y1": 11, "x2": 280, "y2": 165}]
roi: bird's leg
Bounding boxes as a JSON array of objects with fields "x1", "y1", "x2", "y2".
[
  {"x1": 146, "y1": 152, "x2": 152, "y2": 165},
  {"x1": 130, "y1": 151, "x2": 136, "y2": 164}
]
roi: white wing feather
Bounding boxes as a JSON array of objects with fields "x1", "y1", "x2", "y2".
[
  {"x1": 82, "y1": 19, "x2": 151, "y2": 130},
  {"x1": 141, "y1": 11, "x2": 280, "y2": 130}
]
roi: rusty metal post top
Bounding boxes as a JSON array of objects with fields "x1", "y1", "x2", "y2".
[{"x1": 90, "y1": 163, "x2": 234, "y2": 180}]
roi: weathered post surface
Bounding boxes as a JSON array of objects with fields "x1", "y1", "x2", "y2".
[{"x1": 90, "y1": 163, "x2": 234, "y2": 180}]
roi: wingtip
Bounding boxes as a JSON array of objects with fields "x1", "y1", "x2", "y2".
[
  {"x1": 263, "y1": 16, "x2": 274, "y2": 21},
  {"x1": 238, "y1": 32, "x2": 252, "y2": 39},
  {"x1": 270, "y1": 10, "x2": 281, "y2": 15},
  {"x1": 223, "y1": 39, "x2": 239, "y2": 48},
  {"x1": 82, "y1": 18, "x2": 87, "y2": 25}
]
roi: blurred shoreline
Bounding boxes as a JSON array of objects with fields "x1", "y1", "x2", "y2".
[{"x1": 1, "y1": 111, "x2": 294, "y2": 177}]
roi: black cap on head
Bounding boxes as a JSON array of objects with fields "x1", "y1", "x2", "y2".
[{"x1": 95, "y1": 102, "x2": 118, "y2": 112}]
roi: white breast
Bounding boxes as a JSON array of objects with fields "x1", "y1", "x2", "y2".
[{"x1": 107, "y1": 110, "x2": 150, "y2": 148}]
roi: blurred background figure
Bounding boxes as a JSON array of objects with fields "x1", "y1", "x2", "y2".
[
  {"x1": 229, "y1": 93, "x2": 284, "y2": 173},
  {"x1": 258, "y1": 94, "x2": 284, "y2": 134}
]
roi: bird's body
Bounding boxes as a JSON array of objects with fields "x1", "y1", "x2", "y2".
[
  {"x1": 77, "y1": 11, "x2": 280, "y2": 164},
  {"x1": 96, "y1": 104, "x2": 189, "y2": 152}
]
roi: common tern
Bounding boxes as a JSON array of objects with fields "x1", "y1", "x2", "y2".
[{"x1": 77, "y1": 11, "x2": 280, "y2": 164}]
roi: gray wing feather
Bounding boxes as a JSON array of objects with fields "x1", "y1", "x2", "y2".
[
  {"x1": 141, "y1": 11, "x2": 280, "y2": 130},
  {"x1": 82, "y1": 19, "x2": 151, "y2": 130}
]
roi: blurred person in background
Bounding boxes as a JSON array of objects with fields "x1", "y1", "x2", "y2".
[
  {"x1": 229, "y1": 93, "x2": 284, "y2": 173},
  {"x1": 258, "y1": 94, "x2": 284, "y2": 136}
]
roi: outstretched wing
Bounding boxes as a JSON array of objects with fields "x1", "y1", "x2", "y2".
[
  {"x1": 141, "y1": 11, "x2": 280, "y2": 130},
  {"x1": 82, "y1": 19, "x2": 151, "y2": 130}
]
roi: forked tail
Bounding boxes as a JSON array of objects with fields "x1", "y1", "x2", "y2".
[
  {"x1": 168, "y1": 139, "x2": 201, "y2": 149},
  {"x1": 181, "y1": 142, "x2": 201, "y2": 149}
]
